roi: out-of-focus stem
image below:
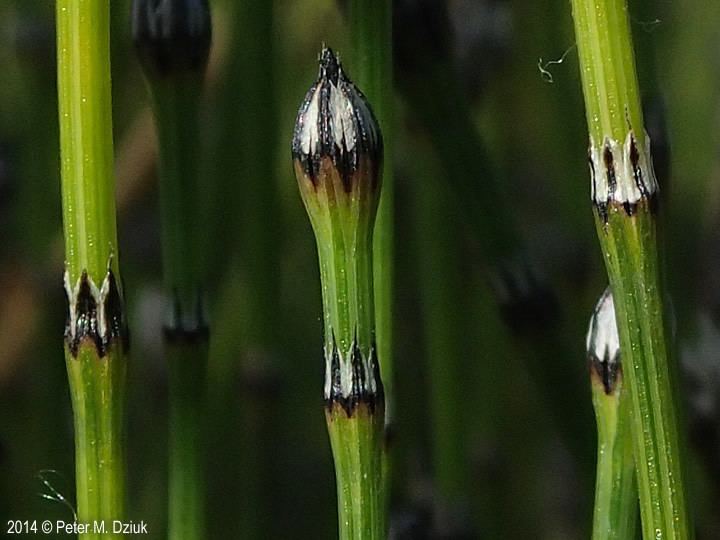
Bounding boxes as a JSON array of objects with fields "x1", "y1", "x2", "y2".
[
  {"x1": 411, "y1": 143, "x2": 472, "y2": 535},
  {"x1": 395, "y1": 2, "x2": 594, "y2": 489},
  {"x1": 131, "y1": 1, "x2": 212, "y2": 537},
  {"x1": 348, "y1": 0, "x2": 394, "y2": 421},
  {"x1": 154, "y1": 78, "x2": 209, "y2": 538}
]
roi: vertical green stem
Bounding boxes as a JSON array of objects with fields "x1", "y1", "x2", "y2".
[
  {"x1": 326, "y1": 407, "x2": 385, "y2": 540},
  {"x1": 591, "y1": 377, "x2": 637, "y2": 540},
  {"x1": 408, "y1": 139, "x2": 471, "y2": 532},
  {"x1": 167, "y1": 342, "x2": 207, "y2": 540},
  {"x1": 201, "y1": 2, "x2": 278, "y2": 536},
  {"x1": 348, "y1": 0, "x2": 394, "y2": 419},
  {"x1": 150, "y1": 80, "x2": 205, "y2": 312},
  {"x1": 346, "y1": 5, "x2": 393, "y2": 531},
  {"x1": 131, "y1": 2, "x2": 212, "y2": 535},
  {"x1": 311, "y1": 184, "x2": 385, "y2": 539},
  {"x1": 571, "y1": 0, "x2": 693, "y2": 537},
  {"x1": 56, "y1": 1, "x2": 126, "y2": 537},
  {"x1": 57, "y1": 0, "x2": 120, "y2": 284},
  {"x1": 587, "y1": 289, "x2": 637, "y2": 540},
  {"x1": 292, "y1": 47, "x2": 386, "y2": 539},
  {"x1": 66, "y1": 349, "x2": 126, "y2": 536},
  {"x1": 145, "y1": 62, "x2": 209, "y2": 540}
]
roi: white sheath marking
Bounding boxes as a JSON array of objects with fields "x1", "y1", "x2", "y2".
[{"x1": 589, "y1": 130, "x2": 658, "y2": 207}]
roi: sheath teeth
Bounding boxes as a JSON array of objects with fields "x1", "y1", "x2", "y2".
[
  {"x1": 64, "y1": 266, "x2": 128, "y2": 357},
  {"x1": 589, "y1": 130, "x2": 658, "y2": 218},
  {"x1": 324, "y1": 335, "x2": 383, "y2": 416}
]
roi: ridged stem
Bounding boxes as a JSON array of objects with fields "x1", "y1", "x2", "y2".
[
  {"x1": 571, "y1": 0, "x2": 693, "y2": 537},
  {"x1": 56, "y1": 1, "x2": 126, "y2": 536},
  {"x1": 591, "y1": 374, "x2": 637, "y2": 540},
  {"x1": 587, "y1": 290, "x2": 637, "y2": 539},
  {"x1": 57, "y1": 0, "x2": 120, "y2": 284},
  {"x1": 348, "y1": 0, "x2": 394, "y2": 419},
  {"x1": 309, "y1": 182, "x2": 385, "y2": 539}
]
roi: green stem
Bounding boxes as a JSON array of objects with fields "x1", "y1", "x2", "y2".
[
  {"x1": 293, "y1": 46, "x2": 386, "y2": 540},
  {"x1": 313, "y1": 193, "x2": 385, "y2": 540},
  {"x1": 591, "y1": 376, "x2": 636, "y2": 540},
  {"x1": 348, "y1": 0, "x2": 394, "y2": 419},
  {"x1": 410, "y1": 141, "x2": 471, "y2": 529},
  {"x1": 167, "y1": 342, "x2": 207, "y2": 540},
  {"x1": 399, "y1": 60, "x2": 518, "y2": 261},
  {"x1": 200, "y1": 3, "x2": 278, "y2": 534},
  {"x1": 146, "y1": 69, "x2": 209, "y2": 540},
  {"x1": 571, "y1": 0, "x2": 693, "y2": 537},
  {"x1": 395, "y1": 5, "x2": 594, "y2": 480},
  {"x1": 150, "y1": 80, "x2": 205, "y2": 314},
  {"x1": 346, "y1": 5, "x2": 393, "y2": 531},
  {"x1": 587, "y1": 289, "x2": 637, "y2": 540},
  {"x1": 326, "y1": 408, "x2": 385, "y2": 540},
  {"x1": 66, "y1": 348, "x2": 126, "y2": 536},
  {"x1": 56, "y1": 1, "x2": 126, "y2": 536},
  {"x1": 571, "y1": 0, "x2": 643, "y2": 144},
  {"x1": 597, "y1": 209, "x2": 690, "y2": 539},
  {"x1": 57, "y1": 0, "x2": 120, "y2": 284}
]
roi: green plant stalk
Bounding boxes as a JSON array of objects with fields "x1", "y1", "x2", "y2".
[
  {"x1": 167, "y1": 341, "x2": 207, "y2": 540},
  {"x1": 326, "y1": 406, "x2": 385, "y2": 540},
  {"x1": 571, "y1": 0, "x2": 692, "y2": 537},
  {"x1": 409, "y1": 139, "x2": 470, "y2": 525},
  {"x1": 150, "y1": 78, "x2": 202, "y2": 310},
  {"x1": 348, "y1": 0, "x2": 394, "y2": 418},
  {"x1": 596, "y1": 210, "x2": 689, "y2": 538},
  {"x1": 57, "y1": 0, "x2": 120, "y2": 284},
  {"x1": 203, "y1": 4, "x2": 285, "y2": 537},
  {"x1": 146, "y1": 75, "x2": 208, "y2": 540},
  {"x1": 309, "y1": 178, "x2": 385, "y2": 539},
  {"x1": 65, "y1": 347, "x2": 126, "y2": 533},
  {"x1": 399, "y1": 61, "x2": 517, "y2": 262},
  {"x1": 591, "y1": 373, "x2": 636, "y2": 540},
  {"x1": 150, "y1": 80, "x2": 205, "y2": 312},
  {"x1": 587, "y1": 288, "x2": 637, "y2": 540},
  {"x1": 56, "y1": 0, "x2": 126, "y2": 536},
  {"x1": 347, "y1": 3, "x2": 393, "y2": 525},
  {"x1": 293, "y1": 46, "x2": 386, "y2": 540},
  {"x1": 398, "y1": 29, "x2": 594, "y2": 473}
]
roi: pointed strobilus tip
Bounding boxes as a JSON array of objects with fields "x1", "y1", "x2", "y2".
[
  {"x1": 131, "y1": 0, "x2": 212, "y2": 80},
  {"x1": 587, "y1": 287, "x2": 622, "y2": 395},
  {"x1": 291, "y1": 46, "x2": 383, "y2": 199}
]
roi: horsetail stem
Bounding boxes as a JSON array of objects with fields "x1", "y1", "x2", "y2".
[
  {"x1": 131, "y1": 1, "x2": 212, "y2": 538},
  {"x1": 571, "y1": 0, "x2": 693, "y2": 537},
  {"x1": 395, "y1": 0, "x2": 593, "y2": 479},
  {"x1": 56, "y1": 1, "x2": 128, "y2": 537},
  {"x1": 347, "y1": 0, "x2": 394, "y2": 426},
  {"x1": 587, "y1": 288, "x2": 637, "y2": 540},
  {"x1": 292, "y1": 47, "x2": 386, "y2": 540},
  {"x1": 345, "y1": 0, "x2": 393, "y2": 519}
]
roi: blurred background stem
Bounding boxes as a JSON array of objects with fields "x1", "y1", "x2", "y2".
[
  {"x1": 203, "y1": 2, "x2": 283, "y2": 538},
  {"x1": 348, "y1": 0, "x2": 394, "y2": 423},
  {"x1": 395, "y1": 0, "x2": 593, "y2": 485},
  {"x1": 147, "y1": 71, "x2": 209, "y2": 540},
  {"x1": 131, "y1": 1, "x2": 213, "y2": 537},
  {"x1": 410, "y1": 140, "x2": 473, "y2": 536}
]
